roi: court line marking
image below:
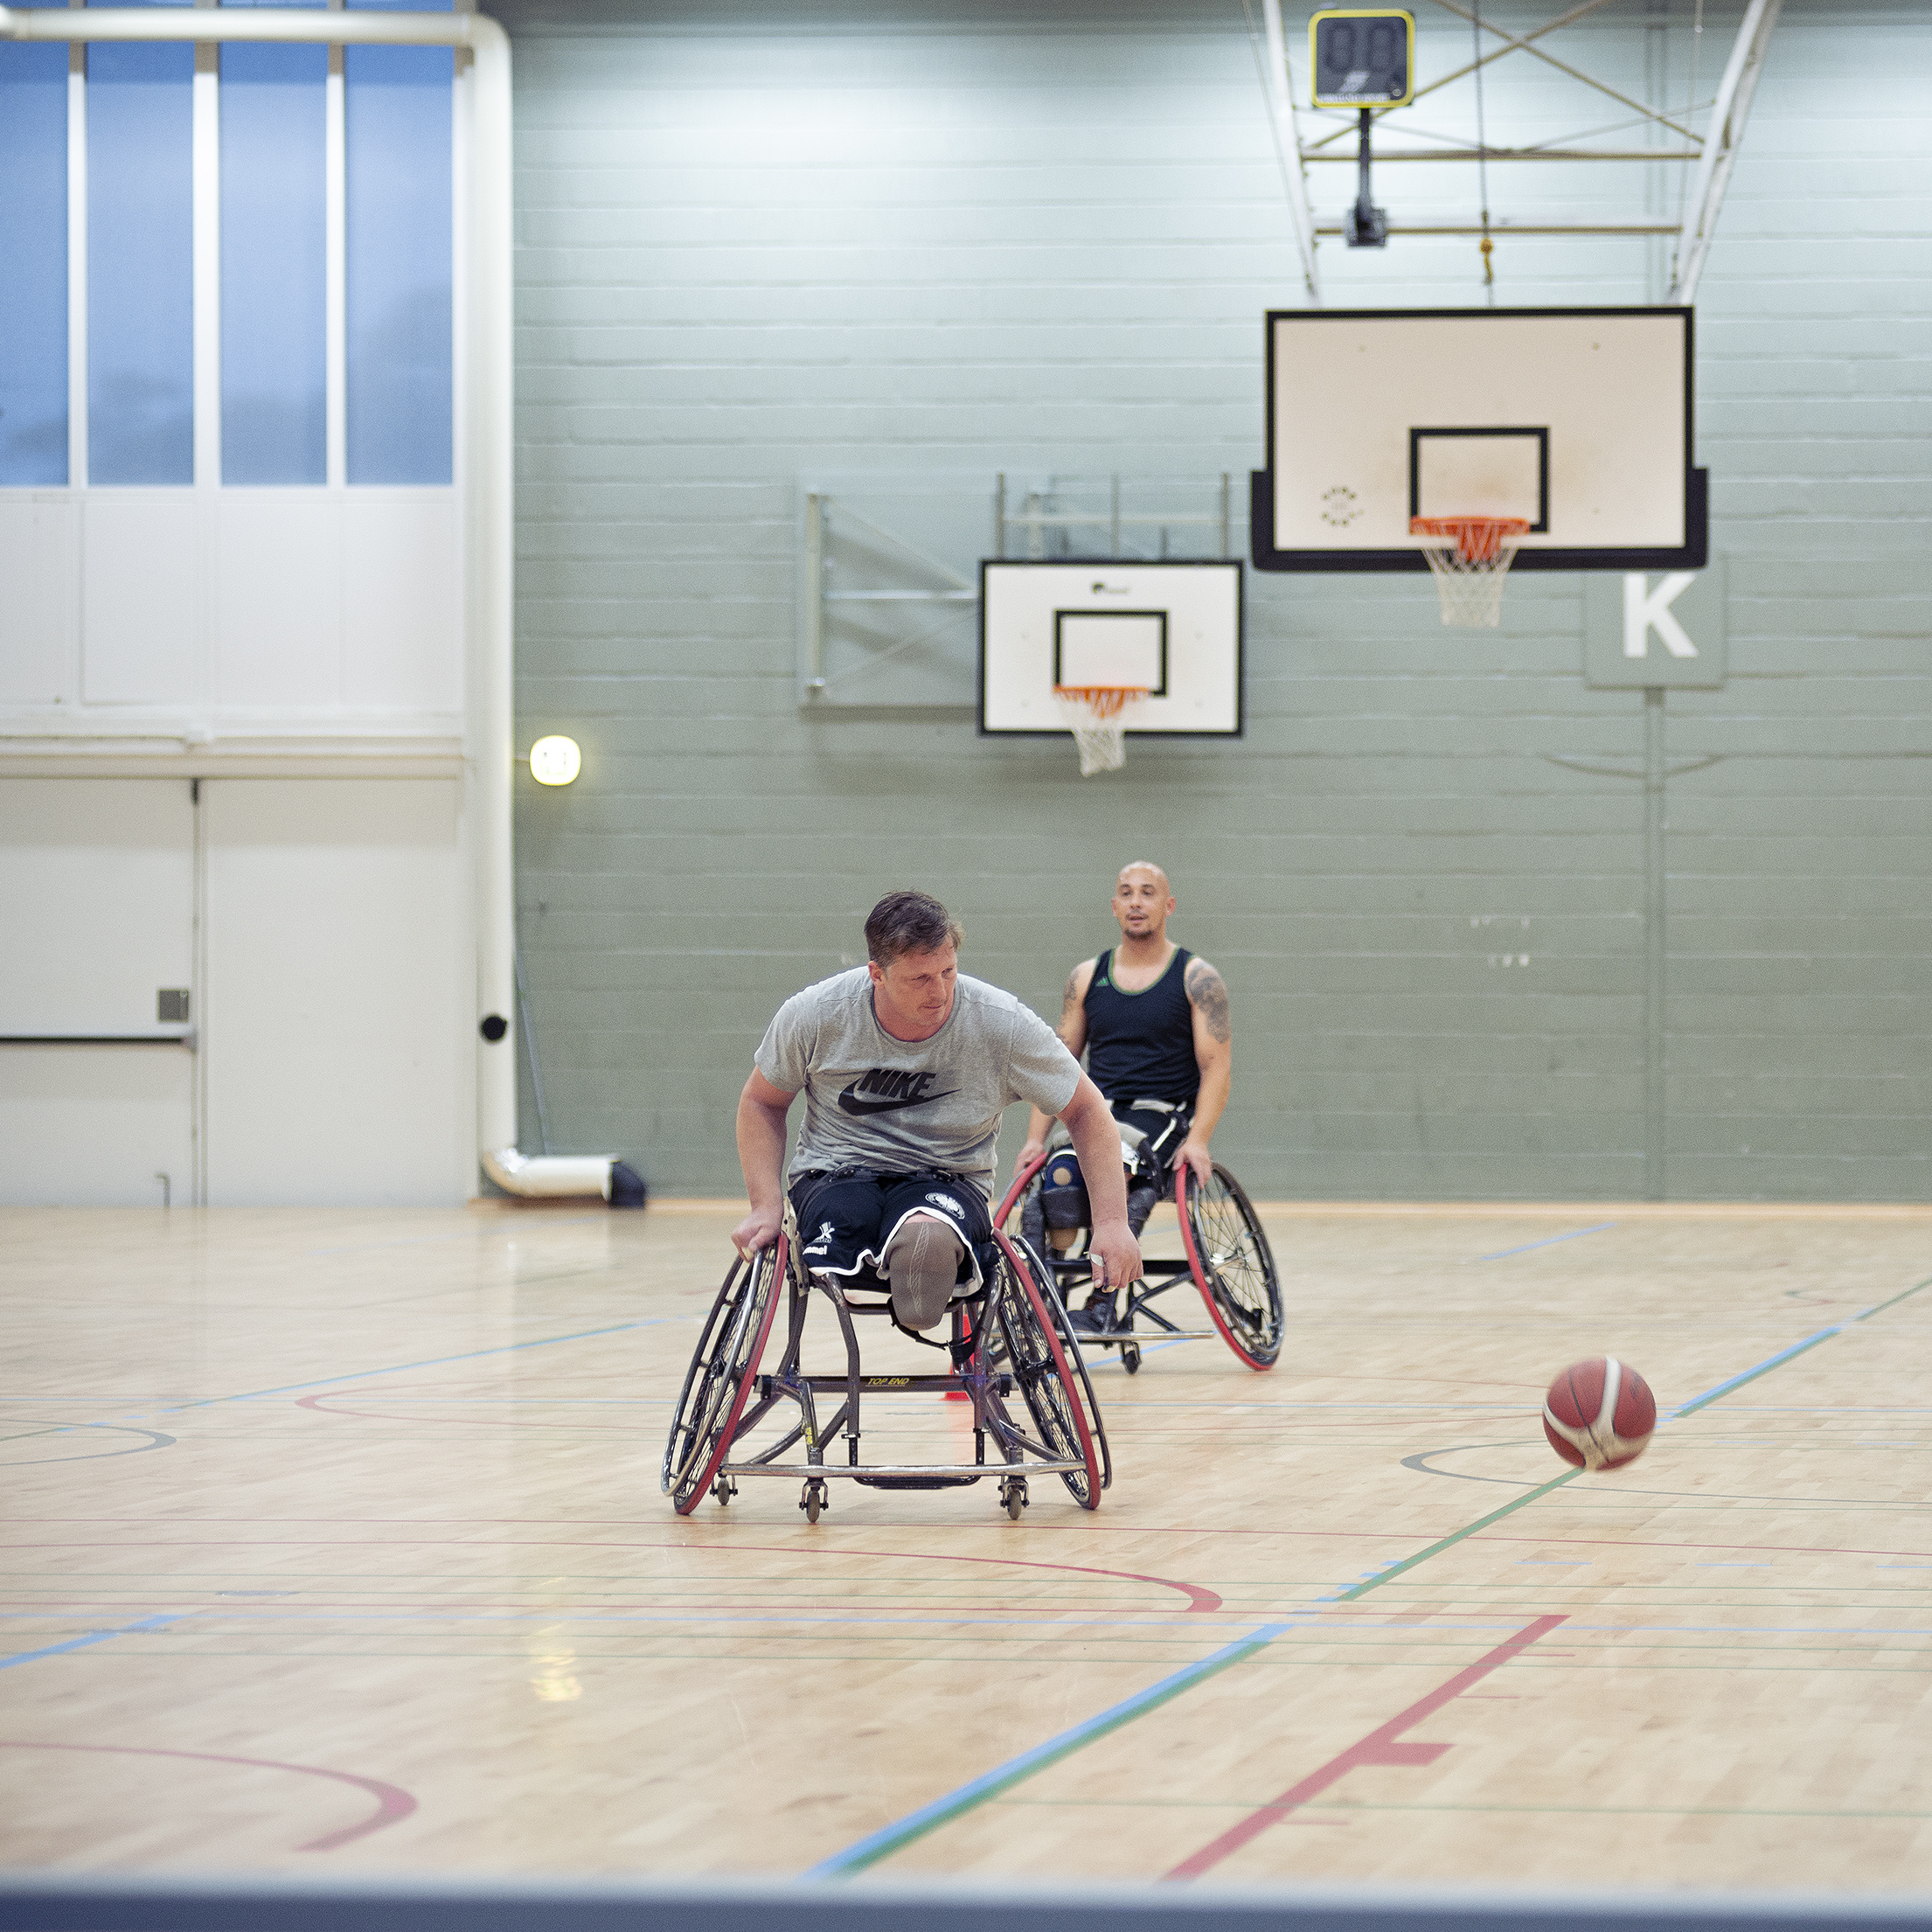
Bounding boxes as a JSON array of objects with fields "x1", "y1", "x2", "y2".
[
  {"x1": 147, "y1": 1317, "x2": 693, "y2": 1414},
  {"x1": 0, "y1": 1613, "x2": 192, "y2": 1671},
  {"x1": 804, "y1": 1620, "x2": 1295, "y2": 1878},
  {"x1": 1164, "y1": 1614, "x2": 1568, "y2": 1880},
  {"x1": 630, "y1": 1539, "x2": 1225, "y2": 1615},
  {"x1": 0, "y1": 1739, "x2": 415, "y2": 1852},
  {"x1": 1471, "y1": 1224, "x2": 1616, "y2": 1262},
  {"x1": 1336, "y1": 1276, "x2": 1932, "y2": 1605}
]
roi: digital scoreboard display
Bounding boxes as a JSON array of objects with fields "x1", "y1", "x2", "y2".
[{"x1": 1309, "y1": 8, "x2": 1415, "y2": 108}]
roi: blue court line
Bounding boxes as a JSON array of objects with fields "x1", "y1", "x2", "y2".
[
  {"x1": 149, "y1": 1317, "x2": 691, "y2": 1415},
  {"x1": 0, "y1": 1613, "x2": 193, "y2": 1671},
  {"x1": 1671, "y1": 1328, "x2": 1844, "y2": 1418},
  {"x1": 805, "y1": 1620, "x2": 1295, "y2": 1877},
  {"x1": 1473, "y1": 1223, "x2": 1616, "y2": 1262}
]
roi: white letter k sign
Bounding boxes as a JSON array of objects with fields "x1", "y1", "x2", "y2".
[{"x1": 1623, "y1": 573, "x2": 1698, "y2": 657}]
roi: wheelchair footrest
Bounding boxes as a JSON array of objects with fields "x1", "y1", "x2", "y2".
[{"x1": 853, "y1": 1473, "x2": 982, "y2": 1491}]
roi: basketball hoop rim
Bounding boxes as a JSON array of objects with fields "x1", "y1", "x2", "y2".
[
  {"x1": 1053, "y1": 684, "x2": 1152, "y2": 721},
  {"x1": 1409, "y1": 514, "x2": 1533, "y2": 566}
]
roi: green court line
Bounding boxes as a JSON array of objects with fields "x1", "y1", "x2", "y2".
[
  {"x1": 1337, "y1": 1275, "x2": 1932, "y2": 1602},
  {"x1": 1854, "y1": 1275, "x2": 1932, "y2": 1324},
  {"x1": 1331, "y1": 1468, "x2": 1584, "y2": 1601}
]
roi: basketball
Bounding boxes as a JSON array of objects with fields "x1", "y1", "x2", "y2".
[{"x1": 1542, "y1": 1357, "x2": 1657, "y2": 1470}]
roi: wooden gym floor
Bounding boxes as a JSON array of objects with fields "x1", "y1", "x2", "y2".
[{"x1": 6, "y1": 1197, "x2": 1932, "y2": 1891}]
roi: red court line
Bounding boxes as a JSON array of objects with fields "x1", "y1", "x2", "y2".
[
  {"x1": 0, "y1": 1739, "x2": 416, "y2": 1852},
  {"x1": 1163, "y1": 1612, "x2": 1567, "y2": 1880}
]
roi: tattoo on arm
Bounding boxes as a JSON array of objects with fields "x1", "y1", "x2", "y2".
[
  {"x1": 1060, "y1": 966, "x2": 1083, "y2": 1027},
  {"x1": 1186, "y1": 959, "x2": 1231, "y2": 1044}
]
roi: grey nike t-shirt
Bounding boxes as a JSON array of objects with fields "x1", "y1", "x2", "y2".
[{"x1": 755, "y1": 968, "x2": 1081, "y2": 1196}]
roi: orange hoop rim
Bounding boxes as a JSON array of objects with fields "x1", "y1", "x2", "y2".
[
  {"x1": 1409, "y1": 515, "x2": 1532, "y2": 565},
  {"x1": 1053, "y1": 685, "x2": 1150, "y2": 720}
]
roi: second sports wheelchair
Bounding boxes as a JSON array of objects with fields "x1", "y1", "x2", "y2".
[
  {"x1": 994, "y1": 1124, "x2": 1282, "y2": 1373},
  {"x1": 662, "y1": 1201, "x2": 1110, "y2": 1521}
]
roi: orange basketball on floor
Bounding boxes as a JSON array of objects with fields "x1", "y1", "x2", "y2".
[{"x1": 1542, "y1": 1357, "x2": 1657, "y2": 1470}]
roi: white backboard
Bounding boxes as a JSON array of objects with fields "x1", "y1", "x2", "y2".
[
  {"x1": 1254, "y1": 307, "x2": 1705, "y2": 574},
  {"x1": 979, "y1": 560, "x2": 1242, "y2": 736}
]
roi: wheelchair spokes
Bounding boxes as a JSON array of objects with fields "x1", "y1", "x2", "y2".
[
  {"x1": 1179, "y1": 1163, "x2": 1283, "y2": 1370},
  {"x1": 661, "y1": 1220, "x2": 1109, "y2": 1520},
  {"x1": 661, "y1": 1241, "x2": 786, "y2": 1514},
  {"x1": 990, "y1": 1232, "x2": 1108, "y2": 1507}
]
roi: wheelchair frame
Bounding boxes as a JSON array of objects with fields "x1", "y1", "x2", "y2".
[
  {"x1": 662, "y1": 1208, "x2": 1111, "y2": 1522},
  {"x1": 994, "y1": 1154, "x2": 1283, "y2": 1373}
]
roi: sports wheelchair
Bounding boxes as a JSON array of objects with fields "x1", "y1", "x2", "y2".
[
  {"x1": 993, "y1": 1122, "x2": 1282, "y2": 1373},
  {"x1": 661, "y1": 1201, "x2": 1110, "y2": 1522}
]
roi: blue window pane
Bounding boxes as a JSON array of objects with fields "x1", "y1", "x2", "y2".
[
  {"x1": 344, "y1": 0, "x2": 452, "y2": 489},
  {"x1": 0, "y1": 44, "x2": 69, "y2": 487},
  {"x1": 88, "y1": 25, "x2": 195, "y2": 486},
  {"x1": 220, "y1": 41, "x2": 327, "y2": 484}
]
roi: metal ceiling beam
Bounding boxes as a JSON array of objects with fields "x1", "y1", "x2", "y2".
[
  {"x1": 1255, "y1": 0, "x2": 1321, "y2": 302},
  {"x1": 1670, "y1": 0, "x2": 1783, "y2": 303},
  {"x1": 1422, "y1": 0, "x2": 1701, "y2": 144}
]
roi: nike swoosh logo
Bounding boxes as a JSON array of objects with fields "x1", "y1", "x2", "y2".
[{"x1": 837, "y1": 1085, "x2": 958, "y2": 1117}]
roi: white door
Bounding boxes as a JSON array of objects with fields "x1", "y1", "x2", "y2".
[{"x1": 0, "y1": 778, "x2": 197, "y2": 1205}]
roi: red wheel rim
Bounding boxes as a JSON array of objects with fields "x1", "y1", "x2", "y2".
[
  {"x1": 1176, "y1": 1167, "x2": 1275, "y2": 1373},
  {"x1": 990, "y1": 1227, "x2": 1101, "y2": 1505},
  {"x1": 676, "y1": 1234, "x2": 788, "y2": 1514},
  {"x1": 993, "y1": 1150, "x2": 1048, "y2": 1232}
]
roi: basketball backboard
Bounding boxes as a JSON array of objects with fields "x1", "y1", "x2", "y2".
[
  {"x1": 1252, "y1": 307, "x2": 1706, "y2": 575},
  {"x1": 978, "y1": 560, "x2": 1242, "y2": 740}
]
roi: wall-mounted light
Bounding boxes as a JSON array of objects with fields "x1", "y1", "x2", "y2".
[{"x1": 529, "y1": 735, "x2": 581, "y2": 786}]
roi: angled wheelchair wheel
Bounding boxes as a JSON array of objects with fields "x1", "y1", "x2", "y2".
[
  {"x1": 661, "y1": 1241, "x2": 787, "y2": 1515},
  {"x1": 1178, "y1": 1164, "x2": 1282, "y2": 1370},
  {"x1": 989, "y1": 1231, "x2": 1109, "y2": 1507}
]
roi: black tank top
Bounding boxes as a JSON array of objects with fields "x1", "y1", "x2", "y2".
[{"x1": 1082, "y1": 947, "x2": 1198, "y2": 1108}]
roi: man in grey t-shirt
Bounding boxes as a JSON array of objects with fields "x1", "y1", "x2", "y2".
[{"x1": 733, "y1": 889, "x2": 1142, "y2": 1331}]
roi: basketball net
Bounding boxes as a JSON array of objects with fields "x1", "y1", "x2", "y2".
[
  {"x1": 1053, "y1": 685, "x2": 1148, "y2": 777},
  {"x1": 1410, "y1": 516, "x2": 1532, "y2": 629}
]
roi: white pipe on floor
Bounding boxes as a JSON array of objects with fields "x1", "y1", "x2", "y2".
[
  {"x1": 482, "y1": 1149, "x2": 617, "y2": 1200},
  {"x1": 1, "y1": 5, "x2": 518, "y2": 1187}
]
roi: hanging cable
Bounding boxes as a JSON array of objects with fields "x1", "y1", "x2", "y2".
[{"x1": 1471, "y1": 0, "x2": 1495, "y2": 301}]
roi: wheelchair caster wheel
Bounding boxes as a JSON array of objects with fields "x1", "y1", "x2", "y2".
[
  {"x1": 1122, "y1": 1343, "x2": 1142, "y2": 1375},
  {"x1": 999, "y1": 1477, "x2": 1028, "y2": 1521},
  {"x1": 801, "y1": 1478, "x2": 828, "y2": 1524},
  {"x1": 712, "y1": 1473, "x2": 736, "y2": 1506}
]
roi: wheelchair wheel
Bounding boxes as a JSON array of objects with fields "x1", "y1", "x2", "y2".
[
  {"x1": 989, "y1": 1231, "x2": 1109, "y2": 1508},
  {"x1": 1178, "y1": 1164, "x2": 1282, "y2": 1370},
  {"x1": 661, "y1": 1241, "x2": 786, "y2": 1515}
]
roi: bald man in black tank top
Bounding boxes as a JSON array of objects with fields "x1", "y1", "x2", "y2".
[{"x1": 1018, "y1": 862, "x2": 1233, "y2": 1324}]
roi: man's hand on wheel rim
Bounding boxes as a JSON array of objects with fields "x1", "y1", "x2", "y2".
[
  {"x1": 731, "y1": 1207, "x2": 782, "y2": 1258},
  {"x1": 1176, "y1": 1138, "x2": 1213, "y2": 1187}
]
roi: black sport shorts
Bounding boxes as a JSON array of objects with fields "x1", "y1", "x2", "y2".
[{"x1": 789, "y1": 1168, "x2": 997, "y2": 1292}]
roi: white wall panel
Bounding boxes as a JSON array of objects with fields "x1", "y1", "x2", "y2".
[
  {"x1": 80, "y1": 491, "x2": 204, "y2": 705},
  {"x1": 203, "y1": 776, "x2": 467, "y2": 1206},
  {"x1": 215, "y1": 491, "x2": 344, "y2": 708},
  {"x1": 0, "y1": 777, "x2": 194, "y2": 1034},
  {"x1": 0, "y1": 1046, "x2": 194, "y2": 1206},
  {"x1": 0, "y1": 496, "x2": 77, "y2": 706},
  {"x1": 342, "y1": 491, "x2": 462, "y2": 712},
  {"x1": 1, "y1": 486, "x2": 461, "y2": 729}
]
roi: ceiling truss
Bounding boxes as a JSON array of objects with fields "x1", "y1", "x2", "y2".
[{"x1": 1251, "y1": 0, "x2": 1781, "y2": 302}]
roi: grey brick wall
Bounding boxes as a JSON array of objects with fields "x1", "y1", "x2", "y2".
[{"x1": 500, "y1": 0, "x2": 1932, "y2": 1200}]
